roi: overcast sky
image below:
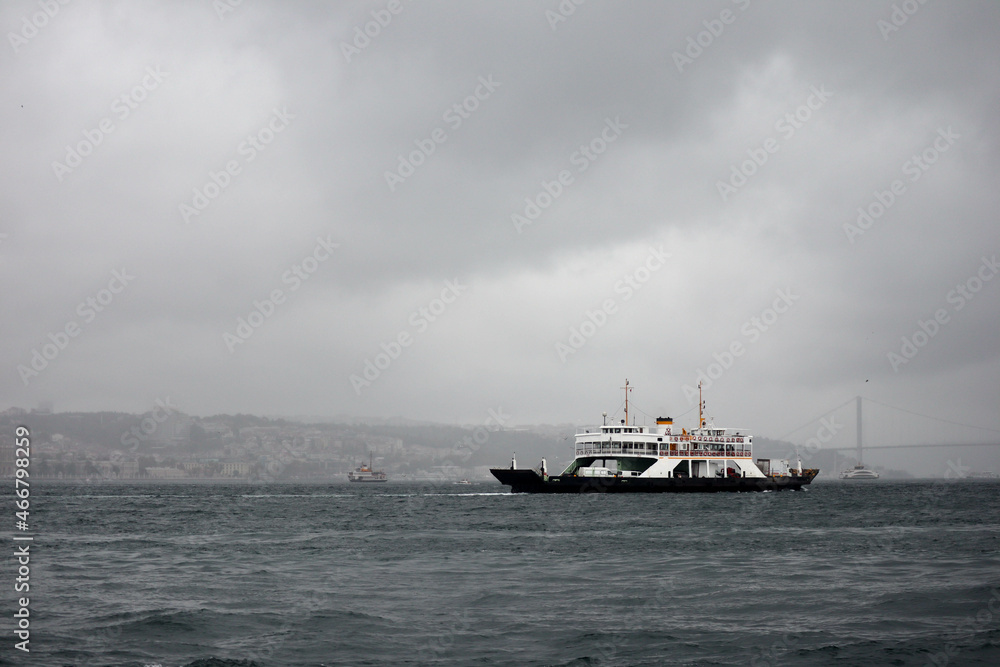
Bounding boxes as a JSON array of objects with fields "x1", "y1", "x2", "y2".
[{"x1": 3, "y1": 1, "x2": 998, "y2": 455}]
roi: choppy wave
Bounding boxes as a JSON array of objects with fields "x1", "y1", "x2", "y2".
[{"x1": 9, "y1": 479, "x2": 1000, "y2": 666}]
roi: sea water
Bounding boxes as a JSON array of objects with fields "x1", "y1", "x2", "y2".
[{"x1": 4, "y1": 480, "x2": 1000, "y2": 666}]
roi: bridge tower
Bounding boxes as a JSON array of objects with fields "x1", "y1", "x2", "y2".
[{"x1": 856, "y1": 396, "x2": 863, "y2": 464}]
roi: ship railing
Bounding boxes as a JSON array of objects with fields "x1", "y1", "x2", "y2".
[
  {"x1": 575, "y1": 446, "x2": 752, "y2": 458},
  {"x1": 659, "y1": 448, "x2": 752, "y2": 458},
  {"x1": 688, "y1": 447, "x2": 751, "y2": 458},
  {"x1": 575, "y1": 446, "x2": 659, "y2": 457}
]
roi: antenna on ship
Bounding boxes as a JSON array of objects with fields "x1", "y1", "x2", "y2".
[{"x1": 621, "y1": 379, "x2": 632, "y2": 427}]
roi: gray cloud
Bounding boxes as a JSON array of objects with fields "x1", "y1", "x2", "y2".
[{"x1": 3, "y1": 1, "x2": 998, "y2": 462}]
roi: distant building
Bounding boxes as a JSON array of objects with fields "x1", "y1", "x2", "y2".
[
  {"x1": 221, "y1": 461, "x2": 250, "y2": 477},
  {"x1": 145, "y1": 467, "x2": 186, "y2": 479},
  {"x1": 180, "y1": 462, "x2": 206, "y2": 476}
]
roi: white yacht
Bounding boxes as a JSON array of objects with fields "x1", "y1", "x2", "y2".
[{"x1": 840, "y1": 464, "x2": 879, "y2": 479}]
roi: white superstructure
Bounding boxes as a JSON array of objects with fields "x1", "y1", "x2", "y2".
[
  {"x1": 348, "y1": 454, "x2": 388, "y2": 482},
  {"x1": 560, "y1": 380, "x2": 774, "y2": 480}
]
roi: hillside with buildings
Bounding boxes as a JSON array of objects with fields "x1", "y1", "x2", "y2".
[
  {"x1": 0, "y1": 406, "x2": 571, "y2": 482},
  {"x1": 2, "y1": 406, "x2": 921, "y2": 482}
]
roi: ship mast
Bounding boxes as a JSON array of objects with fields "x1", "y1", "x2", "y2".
[
  {"x1": 621, "y1": 379, "x2": 632, "y2": 426},
  {"x1": 698, "y1": 381, "x2": 705, "y2": 430}
]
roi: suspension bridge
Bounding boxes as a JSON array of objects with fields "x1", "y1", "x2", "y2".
[{"x1": 778, "y1": 396, "x2": 1000, "y2": 468}]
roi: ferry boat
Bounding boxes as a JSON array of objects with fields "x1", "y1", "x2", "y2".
[
  {"x1": 348, "y1": 454, "x2": 387, "y2": 483},
  {"x1": 491, "y1": 381, "x2": 818, "y2": 493},
  {"x1": 840, "y1": 464, "x2": 879, "y2": 479}
]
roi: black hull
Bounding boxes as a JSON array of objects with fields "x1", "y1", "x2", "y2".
[{"x1": 490, "y1": 468, "x2": 818, "y2": 493}]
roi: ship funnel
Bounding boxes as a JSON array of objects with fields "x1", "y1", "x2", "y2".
[{"x1": 656, "y1": 416, "x2": 674, "y2": 435}]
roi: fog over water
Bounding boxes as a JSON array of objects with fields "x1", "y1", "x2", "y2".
[{"x1": 3, "y1": 1, "x2": 999, "y2": 473}]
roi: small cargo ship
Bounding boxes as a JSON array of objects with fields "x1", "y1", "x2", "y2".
[
  {"x1": 348, "y1": 454, "x2": 387, "y2": 483},
  {"x1": 491, "y1": 381, "x2": 818, "y2": 493}
]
